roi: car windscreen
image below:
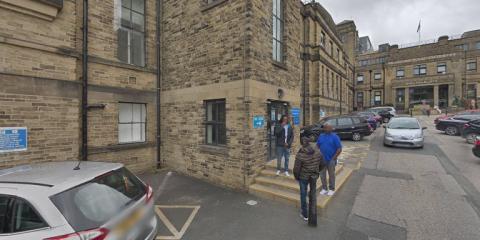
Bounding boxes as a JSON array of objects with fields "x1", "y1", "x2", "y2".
[
  {"x1": 388, "y1": 119, "x2": 420, "y2": 129},
  {"x1": 50, "y1": 167, "x2": 146, "y2": 232}
]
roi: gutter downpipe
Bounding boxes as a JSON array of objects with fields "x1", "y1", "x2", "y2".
[
  {"x1": 242, "y1": 0, "x2": 251, "y2": 189},
  {"x1": 81, "y1": 0, "x2": 89, "y2": 161},
  {"x1": 302, "y1": 14, "x2": 307, "y2": 126},
  {"x1": 155, "y1": 0, "x2": 162, "y2": 169}
]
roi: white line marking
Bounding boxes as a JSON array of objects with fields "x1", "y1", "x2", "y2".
[{"x1": 155, "y1": 205, "x2": 201, "y2": 240}]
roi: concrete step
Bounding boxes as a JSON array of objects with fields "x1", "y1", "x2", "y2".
[
  {"x1": 262, "y1": 163, "x2": 343, "y2": 180},
  {"x1": 255, "y1": 165, "x2": 344, "y2": 192},
  {"x1": 249, "y1": 167, "x2": 354, "y2": 208}
]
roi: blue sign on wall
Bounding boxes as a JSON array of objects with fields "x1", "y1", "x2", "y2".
[
  {"x1": 253, "y1": 115, "x2": 265, "y2": 129},
  {"x1": 291, "y1": 108, "x2": 301, "y2": 126},
  {"x1": 0, "y1": 127, "x2": 28, "y2": 153}
]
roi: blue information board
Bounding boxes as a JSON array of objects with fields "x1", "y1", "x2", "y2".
[
  {"x1": 253, "y1": 115, "x2": 265, "y2": 129},
  {"x1": 0, "y1": 127, "x2": 28, "y2": 153},
  {"x1": 291, "y1": 108, "x2": 301, "y2": 126}
]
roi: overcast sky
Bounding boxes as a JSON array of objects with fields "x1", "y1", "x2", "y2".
[{"x1": 309, "y1": 0, "x2": 480, "y2": 49}]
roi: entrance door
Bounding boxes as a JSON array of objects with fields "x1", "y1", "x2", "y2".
[{"x1": 267, "y1": 101, "x2": 288, "y2": 161}]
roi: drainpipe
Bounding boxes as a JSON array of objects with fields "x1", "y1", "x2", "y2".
[
  {"x1": 302, "y1": 15, "x2": 307, "y2": 126},
  {"x1": 155, "y1": 0, "x2": 162, "y2": 169},
  {"x1": 81, "y1": 0, "x2": 89, "y2": 161}
]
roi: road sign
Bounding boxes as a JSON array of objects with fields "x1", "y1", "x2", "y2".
[
  {"x1": 253, "y1": 115, "x2": 265, "y2": 129},
  {"x1": 0, "y1": 127, "x2": 28, "y2": 153},
  {"x1": 291, "y1": 108, "x2": 301, "y2": 126}
]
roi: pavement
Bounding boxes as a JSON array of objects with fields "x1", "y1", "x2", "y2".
[{"x1": 140, "y1": 118, "x2": 480, "y2": 240}]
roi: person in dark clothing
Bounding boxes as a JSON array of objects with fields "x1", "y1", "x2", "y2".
[
  {"x1": 275, "y1": 115, "x2": 294, "y2": 176},
  {"x1": 293, "y1": 137, "x2": 325, "y2": 226}
]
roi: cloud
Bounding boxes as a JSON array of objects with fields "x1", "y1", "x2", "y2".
[{"x1": 310, "y1": 0, "x2": 480, "y2": 49}]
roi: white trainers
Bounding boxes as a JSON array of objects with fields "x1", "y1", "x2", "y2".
[
  {"x1": 327, "y1": 190, "x2": 335, "y2": 196},
  {"x1": 319, "y1": 189, "x2": 328, "y2": 195},
  {"x1": 276, "y1": 170, "x2": 281, "y2": 176},
  {"x1": 300, "y1": 214, "x2": 308, "y2": 221},
  {"x1": 284, "y1": 171, "x2": 290, "y2": 177}
]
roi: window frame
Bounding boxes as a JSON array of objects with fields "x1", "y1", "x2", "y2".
[
  {"x1": 272, "y1": 0, "x2": 284, "y2": 63},
  {"x1": 320, "y1": 31, "x2": 326, "y2": 47},
  {"x1": 396, "y1": 68, "x2": 405, "y2": 78},
  {"x1": 374, "y1": 91, "x2": 382, "y2": 105},
  {"x1": 0, "y1": 195, "x2": 49, "y2": 235},
  {"x1": 437, "y1": 63, "x2": 447, "y2": 74},
  {"x1": 357, "y1": 74, "x2": 364, "y2": 84},
  {"x1": 467, "y1": 61, "x2": 477, "y2": 71},
  {"x1": 205, "y1": 99, "x2": 226, "y2": 146},
  {"x1": 476, "y1": 42, "x2": 480, "y2": 50},
  {"x1": 118, "y1": 102, "x2": 147, "y2": 144},
  {"x1": 414, "y1": 64, "x2": 427, "y2": 76},
  {"x1": 374, "y1": 72, "x2": 382, "y2": 81},
  {"x1": 118, "y1": 0, "x2": 146, "y2": 67}
]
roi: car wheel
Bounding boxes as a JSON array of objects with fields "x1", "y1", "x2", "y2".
[
  {"x1": 352, "y1": 132, "x2": 362, "y2": 141},
  {"x1": 466, "y1": 133, "x2": 477, "y2": 144},
  {"x1": 445, "y1": 126, "x2": 458, "y2": 136}
]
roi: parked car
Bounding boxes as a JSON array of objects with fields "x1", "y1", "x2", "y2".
[
  {"x1": 462, "y1": 119, "x2": 480, "y2": 144},
  {"x1": 473, "y1": 136, "x2": 480, "y2": 158},
  {"x1": 383, "y1": 117, "x2": 426, "y2": 148},
  {"x1": 434, "y1": 110, "x2": 480, "y2": 125},
  {"x1": 0, "y1": 162, "x2": 157, "y2": 240},
  {"x1": 368, "y1": 107, "x2": 396, "y2": 123},
  {"x1": 352, "y1": 112, "x2": 379, "y2": 130},
  {"x1": 300, "y1": 115, "x2": 372, "y2": 141},
  {"x1": 436, "y1": 115, "x2": 480, "y2": 136}
]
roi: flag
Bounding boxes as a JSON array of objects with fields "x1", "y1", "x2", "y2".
[{"x1": 417, "y1": 20, "x2": 421, "y2": 33}]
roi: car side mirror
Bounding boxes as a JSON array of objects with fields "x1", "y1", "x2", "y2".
[{"x1": 422, "y1": 127, "x2": 427, "y2": 130}]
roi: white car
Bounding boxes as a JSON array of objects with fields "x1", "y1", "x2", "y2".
[
  {"x1": 0, "y1": 161, "x2": 157, "y2": 240},
  {"x1": 384, "y1": 117, "x2": 426, "y2": 148}
]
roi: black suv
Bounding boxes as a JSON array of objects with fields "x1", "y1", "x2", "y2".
[
  {"x1": 463, "y1": 119, "x2": 480, "y2": 144},
  {"x1": 436, "y1": 115, "x2": 480, "y2": 136},
  {"x1": 300, "y1": 115, "x2": 372, "y2": 141}
]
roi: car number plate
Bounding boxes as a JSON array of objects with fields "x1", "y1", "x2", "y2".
[{"x1": 113, "y1": 209, "x2": 145, "y2": 238}]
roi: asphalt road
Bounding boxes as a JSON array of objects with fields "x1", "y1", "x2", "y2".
[
  {"x1": 350, "y1": 116, "x2": 480, "y2": 240},
  {"x1": 141, "y1": 117, "x2": 480, "y2": 240}
]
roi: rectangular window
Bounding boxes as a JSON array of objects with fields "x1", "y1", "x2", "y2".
[
  {"x1": 467, "y1": 84, "x2": 476, "y2": 99},
  {"x1": 336, "y1": 48, "x2": 340, "y2": 61},
  {"x1": 118, "y1": 0, "x2": 145, "y2": 66},
  {"x1": 374, "y1": 91, "x2": 382, "y2": 105},
  {"x1": 414, "y1": 64, "x2": 426, "y2": 76},
  {"x1": 330, "y1": 41, "x2": 334, "y2": 56},
  {"x1": 396, "y1": 68, "x2": 405, "y2": 78},
  {"x1": 437, "y1": 63, "x2": 447, "y2": 74},
  {"x1": 357, "y1": 92, "x2": 364, "y2": 107},
  {"x1": 476, "y1": 42, "x2": 480, "y2": 50},
  {"x1": 118, "y1": 103, "x2": 146, "y2": 143},
  {"x1": 357, "y1": 75, "x2": 364, "y2": 84},
  {"x1": 467, "y1": 61, "x2": 477, "y2": 71},
  {"x1": 456, "y1": 43, "x2": 468, "y2": 51},
  {"x1": 374, "y1": 73, "x2": 381, "y2": 80},
  {"x1": 396, "y1": 88, "x2": 405, "y2": 103},
  {"x1": 205, "y1": 99, "x2": 226, "y2": 145},
  {"x1": 359, "y1": 60, "x2": 368, "y2": 66},
  {"x1": 272, "y1": 0, "x2": 284, "y2": 63},
  {"x1": 320, "y1": 31, "x2": 326, "y2": 47}
]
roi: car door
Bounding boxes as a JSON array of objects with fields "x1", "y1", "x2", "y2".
[
  {"x1": 0, "y1": 196, "x2": 50, "y2": 239},
  {"x1": 336, "y1": 117, "x2": 354, "y2": 139}
]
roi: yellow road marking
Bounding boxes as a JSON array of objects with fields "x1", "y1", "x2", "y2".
[{"x1": 155, "y1": 205, "x2": 201, "y2": 240}]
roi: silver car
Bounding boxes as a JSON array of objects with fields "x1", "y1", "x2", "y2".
[
  {"x1": 384, "y1": 117, "x2": 426, "y2": 148},
  {"x1": 0, "y1": 161, "x2": 157, "y2": 240}
]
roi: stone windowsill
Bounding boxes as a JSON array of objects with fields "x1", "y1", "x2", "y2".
[
  {"x1": 0, "y1": 0, "x2": 63, "y2": 21},
  {"x1": 89, "y1": 142, "x2": 155, "y2": 155},
  {"x1": 199, "y1": 144, "x2": 228, "y2": 156},
  {"x1": 272, "y1": 60, "x2": 288, "y2": 70},
  {"x1": 201, "y1": 0, "x2": 228, "y2": 12}
]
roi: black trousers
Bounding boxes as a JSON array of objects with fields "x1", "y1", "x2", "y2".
[{"x1": 299, "y1": 176, "x2": 318, "y2": 226}]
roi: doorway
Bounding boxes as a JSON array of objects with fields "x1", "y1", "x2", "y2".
[{"x1": 267, "y1": 101, "x2": 289, "y2": 161}]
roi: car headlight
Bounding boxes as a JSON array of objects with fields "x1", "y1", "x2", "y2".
[
  {"x1": 414, "y1": 133, "x2": 423, "y2": 139},
  {"x1": 385, "y1": 132, "x2": 393, "y2": 138}
]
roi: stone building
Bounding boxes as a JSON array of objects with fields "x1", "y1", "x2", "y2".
[
  {"x1": 0, "y1": 0, "x2": 160, "y2": 172},
  {"x1": 0, "y1": 0, "x2": 352, "y2": 189},
  {"x1": 354, "y1": 30, "x2": 480, "y2": 111}
]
